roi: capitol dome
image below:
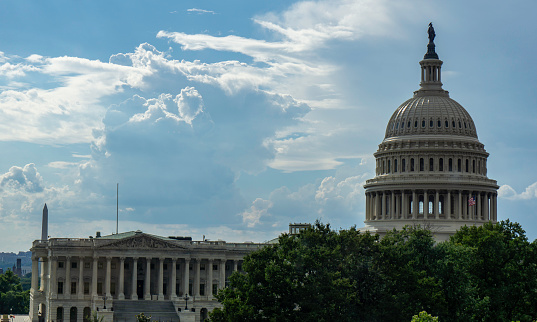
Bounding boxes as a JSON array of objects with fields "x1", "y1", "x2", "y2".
[{"x1": 363, "y1": 24, "x2": 498, "y2": 241}]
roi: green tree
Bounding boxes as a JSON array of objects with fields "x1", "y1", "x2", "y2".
[
  {"x1": 136, "y1": 312, "x2": 152, "y2": 322},
  {"x1": 86, "y1": 311, "x2": 104, "y2": 322},
  {"x1": 450, "y1": 220, "x2": 537, "y2": 321},
  {"x1": 411, "y1": 311, "x2": 438, "y2": 322},
  {"x1": 0, "y1": 270, "x2": 30, "y2": 314},
  {"x1": 210, "y1": 221, "x2": 382, "y2": 321}
]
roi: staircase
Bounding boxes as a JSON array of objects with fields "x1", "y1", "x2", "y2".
[{"x1": 112, "y1": 300, "x2": 180, "y2": 322}]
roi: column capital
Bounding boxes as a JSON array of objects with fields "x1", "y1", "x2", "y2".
[
  {"x1": 32, "y1": 255, "x2": 39, "y2": 261},
  {"x1": 51, "y1": 256, "x2": 58, "y2": 261}
]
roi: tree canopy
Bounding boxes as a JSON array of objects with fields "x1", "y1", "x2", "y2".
[
  {"x1": 0, "y1": 270, "x2": 30, "y2": 314},
  {"x1": 210, "y1": 220, "x2": 537, "y2": 322}
]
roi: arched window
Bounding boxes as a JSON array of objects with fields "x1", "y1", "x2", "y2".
[
  {"x1": 428, "y1": 195, "x2": 434, "y2": 215},
  {"x1": 429, "y1": 158, "x2": 434, "y2": 171},
  {"x1": 473, "y1": 160, "x2": 476, "y2": 173},
  {"x1": 402, "y1": 159, "x2": 406, "y2": 172},
  {"x1": 452, "y1": 120, "x2": 456, "y2": 128},
  {"x1": 387, "y1": 160, "x2": 391, "y2": 173},
  {"x1": 439, "y1": 195, "x2": 444, "y2": 215},
  {"x1": 382, "y1": 160, "x2": 385, "y2": 174},
  {"x1": 394, "y1": 159, "x2": 398, "y2": 173},
  {"x1": 70, "y1": 307, "x2": 77, "y2": 322},
  {"x1": 422, "y1": 120, "x2": 426, "y2": 128},
  {"x1": 430, "y1": 119, "x2": 433, "y2": 127},
  {"x1": 465, "y1": 159, "x2": 469, "y2": 172},
  {"x1": 57, "y1": 307, "x2": 64, "y2": 322},
  {"x1": 445, "y1": 120, "x2": 449, "y2": 127},
  {"x1": 414, "y1": 120, "x2": 418, "y2": 128},
  {"x1": 437, "y1": 119, "x2": 441, "y2": 127},
  {"x1": 449, "y1": 158, "x2": 453, "y2": 172},
  {"x1": 83, "y1": 307, "x2": 91, "y2": 322},
  {"x1": 410, "y1": 158, "x2": 415, "y2": 172},
  {"x1": 419, "y1": 158, "x2": 424, "y2": 171},
  {"x1": 439, "y1": 158, "x2": 443, "y2": 171},
  {"x1": 419, "y1": 196, "x2": 424, "y2": 215},
  {"x1": 457, "y1": 159, "x2": 462, "y2": 172}
]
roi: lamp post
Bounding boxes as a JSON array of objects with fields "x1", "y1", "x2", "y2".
[{"x1": 183, "y1": 293, "x2": 190, "y2": 310}]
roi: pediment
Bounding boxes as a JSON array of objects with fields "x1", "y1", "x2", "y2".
[{"x1": 99, "y1": 234, "x2": 185, "y2": 249}]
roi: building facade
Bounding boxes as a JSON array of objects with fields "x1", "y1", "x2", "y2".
[
  {"x1": 29, "y1": 229, "x2": 264, "y2": 322},
  {"x1": 363, "y1": 24, "x2": 499, "y2": 241}
]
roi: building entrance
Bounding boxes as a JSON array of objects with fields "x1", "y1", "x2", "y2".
[{"x1": 137, "y1": 280, "x2": 144, "y2": 299}]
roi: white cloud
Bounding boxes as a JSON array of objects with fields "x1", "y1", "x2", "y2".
[
  {"x1": 187, "y1": 8, "x2": 216, "y2": 15},
  {"x1": 0, "y1": 164, "x2": 44, "y2": 193},
  {"x1": 241, "y1": 198, "x2": 273, "y2": 228},
  {"x1": 499, "y1": 183, "x2": 537, "y2": 200}
]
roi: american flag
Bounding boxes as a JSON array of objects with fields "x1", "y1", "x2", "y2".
[{"x1": 468, "y1": 196, "x2": 476, "y2": 206}]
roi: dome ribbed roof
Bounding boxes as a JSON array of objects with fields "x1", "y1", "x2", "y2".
[{"x1": 384, "y1": 95, "x2": 477, "y2": 139}]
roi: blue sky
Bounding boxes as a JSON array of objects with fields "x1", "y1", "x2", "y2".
[{"x1": 0, "y1": 0, "x2": 536, "y2": 252}]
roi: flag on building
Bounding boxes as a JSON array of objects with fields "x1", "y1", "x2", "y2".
[{"x1": 468, "y1": 196, "x2": 476, "y2": 206}]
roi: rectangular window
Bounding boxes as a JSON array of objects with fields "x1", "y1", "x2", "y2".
[
  {"x1": 58, "y1": 281, "x2": 64, "y2": 294},
  {"x1": 387, "y1": 160, "x2": 391, "y2": 173},
  {"x1": 58, "y1": 261, "x2": 65, "y2": 269},
  {"x1": 200, "y1": 284, "x2": 205, "y2": 296},
  {"x1": 71, "y1": 282, "x2": 76, "y2": 294},
  {"x1": 200, "y1": 264, "x2": 206, "y2": 270},
  {"x1": 429, "y1": 158, "x2": 434, "y2": 171},
  {"x1": 465, "y1": 159, "x2": 469, "y2": 172},
  {"x1": 71, "y1": 262, "x2": 77, "y2": 269},
  {"x1": 410, "y1": 158, "x2": 415, "y2": 172},
  {"x1": 439, "y1": 158, "x2": 443, "y2": 171},
  {"x1": 457, "y1": 159, "x2": 462, "y2": 172},
  {"x1": 449, "y1": 158, "x2": 453, "y2": 171},
  {"x1": 84, "y1": 282, "x2": 90, "y2": 294},
  {"x1": 402, "y1": 159, "x2": 406, "y2": 172},
  {"x1": 419, "y1": 158, "x2": 424, "y2": 171},
  {"x1": 213, "y1": 264, "x2": 218, "y2": 271},
  {"x1": 394, "y1": 159, "x2": 398, "y2": 173}
]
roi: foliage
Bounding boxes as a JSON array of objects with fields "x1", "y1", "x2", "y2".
[
  {"x1": 86, "y1": 311, "x2": 104, "y2": 322},
  {"x1": 136, "y1": 312, "x2": 152, "y2": 322},
  {"x1": 210, "y1": 220, "x2": 537, "y2": 322},
  {"x1": 0, "y1": 270, "x2": 29, "y2": 314},
  {"x1": 411, "y1": 311, "x2": 438, "y2": 322}
]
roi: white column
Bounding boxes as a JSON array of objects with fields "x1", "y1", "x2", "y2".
[
  {"x1": 401, "y1": 191, "x2": 406, "y2": 219},
  {"x1": 118, "y1": 257, "x2": 125, "y2": 299},
  {"x1": 78, "y1": 257, "x2": 84, "y2": 299},
  {"x1": 365, "y1": 193, "x2": 370, "y2": 220},
  {"x1": 171, "y1": 258, "x2": 177, "y2": 299},
  {"x1": 131, "y1": 257, "x2": 138, "y2": 300},
  {"x1": 424, "y1": 191, "x2": 429, "y2": 218},
  {"x1": 477, "y1": 193, "x2": 482, "y2": 221},
  {"x1": 390, "y1": 191, "x2": 395, "y2": 219},
  {"x1": 50, "y1": 256, "x2": 57, "y2": 297},
  {"x1": 144, "y1": 258, "x2": 151, "y2": 300},
  {"x1": 381, "y1": 192, "x2": 386, "y2": 220},
  {"x1": 376, "y1": 193, "x2": 381, "y2": 220},
  {"x1": 435, "y1": 191, "x2": 439, "y2": 219},
  {"x1": 233, "y1": 260, "x2": 238, "y2": 272},
  {"x1": 412, "y1": 190, "x2": 417, "y2": 219},
  {"x1": 207, "y1": 259, "x2": 214, "y2": 297},
  {"x1": 458, "y1": 191, "x2": 463, "y2": 220},
  {"x1": 219, "y1": 259, "x2": 226, "y2": 290},
  {"x1": 39, "y1": 257, "x2": 47, "y2": 292},
  {"x1": 193, "y1": 259, "x2": 200, "y2": 297},
  {"x1": 447, "y1": 191, "x2": 451, "y2": 219},
  {"x1": 92, "y1": 256, "x2": 98, "y2": 298},
  {"x1": 484, "y1": 193, "x2": 490, "y2": 221},
  {"x1": 183, "y1": 258, "x2": 190, "y2": 296},
  {"x1": 158, "y1": 257, "x2": 164, "y2": 300},
  {"x1": 31, "y1": 256, "x2": 39, "y2": 292},
  {"x1": 65, "y1": 256, "x2": 71, "y2": 298},
  {"x1": 105, "y1": 257, "x2": 112, "y2": 298}
]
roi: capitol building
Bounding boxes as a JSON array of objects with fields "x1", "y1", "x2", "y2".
[
  {"x1": 363, "y1": 24, "x2": 499, "y2": 240},
  {"x1": 28, "y1": 25, "x2": 499, "y2": 321}
]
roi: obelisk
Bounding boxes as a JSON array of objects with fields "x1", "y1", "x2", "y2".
[{"x1": 41, "y1": 203, "x2": 48, "y2": 240}]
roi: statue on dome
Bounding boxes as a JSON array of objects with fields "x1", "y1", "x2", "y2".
[{"x1": 428, "y1": 23, "x2": 436, "y2": 44}]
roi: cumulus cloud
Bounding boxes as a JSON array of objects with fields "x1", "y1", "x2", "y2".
[
  {"x1": 499, "y1": 183, "x2": 537, "y2": 200},
  {"x1": 0, "y1": 164, "x2": 44, "y2": 193},
  {"x1": 241, "y1": 198, "x2": 273, "y2": 228}
]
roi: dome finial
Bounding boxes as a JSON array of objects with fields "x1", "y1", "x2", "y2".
[{"x1": 424, "y1": 22, "x2": 439, "y2": 59}]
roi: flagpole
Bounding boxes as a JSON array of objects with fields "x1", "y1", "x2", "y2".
[{"x1": 116, "y1": 183, "x2": 119, "y2": 234}]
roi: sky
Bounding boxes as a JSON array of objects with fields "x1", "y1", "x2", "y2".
[{"x1": 0, "y1": 0, "x2": 536, "y2": 252}]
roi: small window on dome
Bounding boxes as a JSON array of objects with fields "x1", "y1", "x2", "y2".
[
  {"x1": 469, "y1": 123, "x2": 472, "y2": 129},
  {"x1": 464, "y1": 122, "x2": 467, "y2": 128},
  {"x1": 473, "y1": 160, "x2": 476, "y2": 173},
  {"x1": 401, "y1": 122, "x2": 404, "y2": 129},
  {"x1": 452, "y1": 120, "x2": 456, "y2": 128},
  {"x1": 458, "y1": 121, "x2": 462, "y2": 128},
  {"x1": 466, "y1": 159, "x2": 469, "y2": 172},
  {"x1": 408, "y1": 121, "x2": 411, "y2": 128},
  {"x1": 410, "y1": 158, "x2": 415, "y2": 172},
  {"x1": 396, "y1": 122, "x2": 399, "y2": 129},
  {"x1": 437, "y1": 120, "x2": 441, "y2": 127},
  {"x1": 419, "y1": 158, "x2": 424, "y2": 171},
  {"x1": 402, "y1": 159, "x2": 406, "y2": 172},
  {"x1": 445, "y1": 120, "x2": 449, "y2": 128},
  {"x1": 429, "y1": 158, "x2": 434, "y2": 171},
  {"x1": 429, "y1": 120, "x2": 433, "y2": 128},
  {"x1": 422, "y1": 120, "x2": 425, "y2": 128},
  {"x1": 387, "y1": 160, "x2": 391, "y2": 173},
  {"x1": 439, "y1": 158, "x2": 443, "y2": 171},
  {"x1": 415, "y1": 121, "x2": 418, "y2": 128},
  {"x1": 394, "y1": 159, "x2": 398, "y2": 173},
  {"x1": 449, "y1": 158, "x2": 453, "y2": 172}
]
